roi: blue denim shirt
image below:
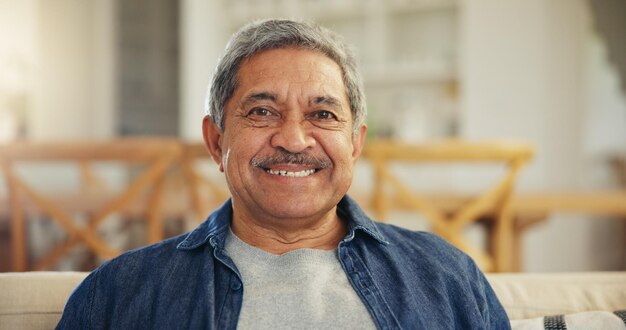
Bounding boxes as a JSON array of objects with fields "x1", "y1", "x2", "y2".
[{"x1": 57, "y1": 196, "x2": 510, "y2": 329}]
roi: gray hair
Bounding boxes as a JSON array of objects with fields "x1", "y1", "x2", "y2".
[{"x1": 205, "y1": 18, "x2": 366, "y2": 134}]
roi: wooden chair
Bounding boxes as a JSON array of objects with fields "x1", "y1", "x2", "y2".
[
  {"x1": 0, "y1": 138, "x2": 182, "y2": 271},
  {"x1": 179, "y1": 143, "x2": 229, "y2": 223},
  {"x1": 135, "y1": 143, "x2": 229, "y2": 226},
  {"x1": 362, "y1": 139, "x2": 533, "y2": 272}
]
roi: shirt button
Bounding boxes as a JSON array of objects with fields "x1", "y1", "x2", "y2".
[{"x1": 231, "y1": 280, "x2": 242, "y2": 291}]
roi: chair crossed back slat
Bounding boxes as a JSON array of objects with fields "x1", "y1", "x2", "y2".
[
  {"x1": 0, "y1": 138, "x2": 182, "y2": 271},
  {"x1": 362, "y1": 139, "x2": 533, "y2": 272},
  {"x1": 180, "y1": 143, "x2": 229, "y2": 223}
]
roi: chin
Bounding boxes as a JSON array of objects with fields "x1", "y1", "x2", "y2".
[{"x1": 261, "y1": 199, "x2": 336, "y2": 221}]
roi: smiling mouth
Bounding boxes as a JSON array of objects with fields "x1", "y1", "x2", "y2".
[{"x1": 264, "y1": 168, "x2": 317, "y2": 177}]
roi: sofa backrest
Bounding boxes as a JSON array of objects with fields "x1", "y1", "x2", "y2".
[
  {"x1": 1, "y1": 271, "x2": 625, "y2": 329},
  {"x1": 488, "y1": 272, "x2": 626, "y2": 320},
  {"x1": 0, "y1": 271, "x2": 88, "y2": 330}
]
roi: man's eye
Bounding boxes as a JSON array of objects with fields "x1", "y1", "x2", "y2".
[
  {"x1": 312, "y1": 111, "x2": 337, "y2": 120},
  {"x1": 248, "y1": 108, "x2": 272, "y2": 117}
]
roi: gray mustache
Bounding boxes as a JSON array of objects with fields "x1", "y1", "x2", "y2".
[{"x1": 251, "y1": 150, "x2": 332, "y2": 169}]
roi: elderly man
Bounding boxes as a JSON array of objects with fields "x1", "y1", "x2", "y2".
[{"x1": 58, "y1": 19, "x2": 509, "y2": 329}]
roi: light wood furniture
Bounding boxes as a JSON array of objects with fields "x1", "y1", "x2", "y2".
[
  {"x1": 362, "y1": 139, "x2": 534, "y2": 272},
  {"x1": 0, "y1": 138, "x2": 182, "y2": 271},
  {"x1": 179, "y1": 143, "x2": 229, "y2": 223},
  {"x1": 372, "y1": 191, "x2": 626, "y2": 271},
  {"x1": 510, "y1": 191, "x2": 626, "y2": 270},
  {"x1": 512, "y1": 191, "x2": 626, "y2": 215},
  {"x1": 116, "y1": 143, "x2": 229, "y2": 226},
  {"x1": 133, "y1": 143, "x2": 229, "y2": 224}
]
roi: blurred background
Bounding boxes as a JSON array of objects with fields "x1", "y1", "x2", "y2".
[{"x1": 0, "y1": 0, "x2": 624, "y2": 273}]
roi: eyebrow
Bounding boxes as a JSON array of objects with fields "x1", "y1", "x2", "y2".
[
  {"x1": 240, "y1": 92, "x2": 343, "y2": 109},
  {"x1": 241, "y1": 92, "x2": 277, "y2": 107},
  {"x1": 310, "y1": 96, "x2": 342, "y2": 109}
]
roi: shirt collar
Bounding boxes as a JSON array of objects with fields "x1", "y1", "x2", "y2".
[
  {"x1": 176, "y1": 199, "x2": 233, "y2": 250},
  {"x1": 338, "y1": 195, "x2": 389, "y2": 245},
  {"x1": 177, "y1": 195, "x2": 388, "y2": 251}
]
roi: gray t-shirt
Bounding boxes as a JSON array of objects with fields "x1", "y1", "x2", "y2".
[{"x1": 224, "y1": 229, "x2": 377, "y2": 330}]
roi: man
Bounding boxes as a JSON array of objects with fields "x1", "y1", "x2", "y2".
[{"x1": 58, "y1": 19, "x2": 510, "y2": 329}]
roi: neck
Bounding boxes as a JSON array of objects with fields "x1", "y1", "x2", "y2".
[{"x1": 231, "y1": 207, "x2": 347, "y2": 255}]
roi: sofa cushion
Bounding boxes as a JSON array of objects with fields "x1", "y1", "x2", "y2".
[
  {"x1": 486, "y1": 272, "x2": 626, "y2": 320},
  {"x1": 0, "y1": 271, "x2": 87, "y2": 330}
]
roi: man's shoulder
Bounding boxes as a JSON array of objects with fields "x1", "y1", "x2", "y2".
[
  {"x1": 72, "y1": 231, "x2": 217, "y2": 301},
  {"x1": 375, "y1": 221, "x2": 457, "y2": 249},
  {"x1": 341, "y1": 196, "x2": 466, "y2": 258},
  {"x1": 58, "y1": 229, "x2": 224, "y2": 328},
  {"x1": 105, "y1": 233, "x2": 187, "y2": 267},
  {"x1": 85, "y1": 231, "x2": 213, "y2": 285},
  {"x1": 82, "y1": 203, "x2": 231, "y2": 287},
  {"x1": 359, "y1": 222, "x2": 509, "y2": 328},
  {"x1": 370, "y1": 221, "x2": 475, "y2": 270}
]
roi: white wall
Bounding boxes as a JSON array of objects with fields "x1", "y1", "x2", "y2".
[
  {"x1": 461, "y1": 0, "x2": 579, "y2": 190},
  {"x1": 31, "y1": 0, "x2": 115, "y2": 140},
  {"x1": 0, "y1": 0, "x2": 38, "y2": 141},
  {"x1": 179, "y1": 0, "x2": 226, "y2": 141},
  {"x1": 583, "y1": 34, "x2": 626, "y2": 162},
  {"x1": 90, "y1": 0, "x2": 117, "y2": 139},
  {"x1": 461, "y1": 0, "x2": 625, "y2": 271}
]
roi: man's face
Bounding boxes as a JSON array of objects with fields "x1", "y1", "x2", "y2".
[{"x1": 203, "y1": 47, "x2": 366, "y2": 223}]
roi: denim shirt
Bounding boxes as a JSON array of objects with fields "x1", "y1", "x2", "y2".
[{"x1": 57, "y1": 196, "x2": 510, "y2": 329}]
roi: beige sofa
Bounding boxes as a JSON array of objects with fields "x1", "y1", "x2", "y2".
[{"x1": 0, "y1": 271, "x2": 625, "y2": 329}]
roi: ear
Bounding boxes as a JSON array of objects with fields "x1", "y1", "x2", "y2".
[
  {"x1": 202, "y1": 115, "x2": 225, "y2": 172},
  {"x1": 351, "y1": 124, "x2": 368, "y2": 161}
]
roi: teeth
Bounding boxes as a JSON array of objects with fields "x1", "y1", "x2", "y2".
[{"x1": 266, "y1": 168, "x2": 316, "y2": 177}]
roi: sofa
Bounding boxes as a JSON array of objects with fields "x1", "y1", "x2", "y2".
[{"x1": 0, "y1": 271, "x2": 625, "y2": 329}]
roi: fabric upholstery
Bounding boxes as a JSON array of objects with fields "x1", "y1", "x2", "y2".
[
  {"x1": 488, "y1": 272, "x2": 626, "y2": 320},
  {"x1": 0, "y1": 270, "x2": 625, "y2": 329},
  {"x1": 0, "y1": 271, "x2": 87, "y2": 330}
]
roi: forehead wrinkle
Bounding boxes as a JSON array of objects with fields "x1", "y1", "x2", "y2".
[{"x1": 237, "y1": 53, "x2": 348, "y2": 110}]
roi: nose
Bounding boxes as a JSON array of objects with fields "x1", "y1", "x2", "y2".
[{"x1": 270, "y1": 118, "x2": 316, "y2": 153}]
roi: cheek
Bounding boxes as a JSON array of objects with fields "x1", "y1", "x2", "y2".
[
  {"x1": 225, "y1": 131, "x2": 264, "y2": 168},
  {"x1": 320, "y1": 132, "x2": 356, "y2": 164}
]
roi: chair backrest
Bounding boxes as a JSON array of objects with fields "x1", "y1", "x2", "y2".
[
  {"x1": 0, "y1": 138, "x2": 182, "y2": 271},
  {"x1": 179, "y1": 143, "x2": 229, "y2": 222},
  {"x1": 361, "y1": 139, "x2": 533, "y2": 272}
]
